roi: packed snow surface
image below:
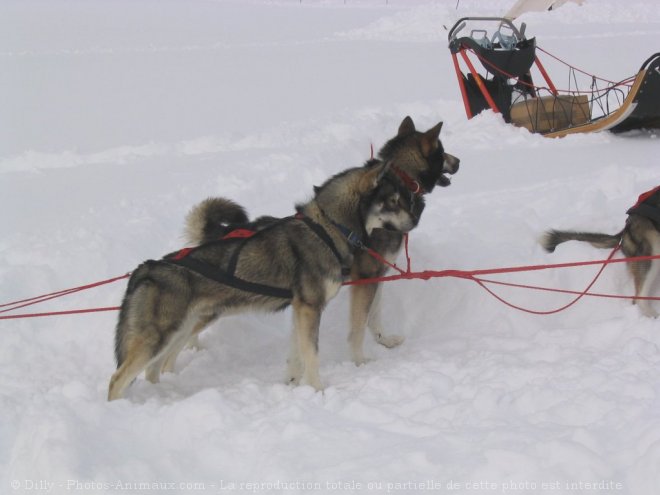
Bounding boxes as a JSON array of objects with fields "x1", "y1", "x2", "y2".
[{"x1": 2, "y1": 0, "x2": 660, "y2": 493}]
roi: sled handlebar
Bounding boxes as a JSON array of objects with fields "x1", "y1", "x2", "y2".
[{"x1": 448, "y1": 17, "x2": 526, "y2": 43}]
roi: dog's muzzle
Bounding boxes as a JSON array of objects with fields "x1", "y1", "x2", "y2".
[{"x1": 438, "y1": 153, "x2": 460, "y2": 187}]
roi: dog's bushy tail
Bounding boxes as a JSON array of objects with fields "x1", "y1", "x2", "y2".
[
  {"x1": 540, "y1": 229, "x2": 622, "y2": 253},
  {"x1": 184, "y1": 197, "x2": 249, "y2": 245}
]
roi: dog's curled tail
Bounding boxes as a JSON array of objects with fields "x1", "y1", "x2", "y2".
[
  {"x1": 540, "y1": 229, "x2": 622, "y2": 253},
  {"x1": 184, "y1": 197, "x2": 249, "y2": 246}
]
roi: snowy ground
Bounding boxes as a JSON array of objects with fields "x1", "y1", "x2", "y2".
[{"x1": 2, "y1": 0, "x2": 660, "y2": 493}]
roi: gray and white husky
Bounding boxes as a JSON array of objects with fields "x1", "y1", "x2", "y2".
[
  {"x1": 185, "y1": 117, "x2": 461, "y2": 365},
  {"x1": 108, "y1": 164, "x2": 419, "y2": 400}
]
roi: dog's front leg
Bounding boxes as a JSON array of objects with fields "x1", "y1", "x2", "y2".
[
  {"x1": 349, "y1": 282, "x2": 377, "y2": 365},
  {"x1": 349, "y1": 283, "x2": 404, "y2": 365},
  {"x1": 292, "y1": 298, "x2": 323, "y2": 391},
  {"x1": 634, "y1": 259, "x2": 660, "y2": 318},
  {"x1": 367, "y1": 284, "x2": 405, "y2": 349}
]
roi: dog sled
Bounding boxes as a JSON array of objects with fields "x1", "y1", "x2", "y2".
[{"x1": 447, "y1": 17, "x2": 660, "y2": 137}]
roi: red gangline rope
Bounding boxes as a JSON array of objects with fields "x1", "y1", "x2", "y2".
[
  {"x1": 0, "y1": 306, "x2": 122, "y2": 320},
  {"x1": 0, "y1": 273, "x2": 130, "y2": 320},
  {"x1": 344, "y1": 247, "x2": 660, "y2": 314},
  {"x1": 0, "y1": 273, "x2": 130, "y2": 311},
  {"x1": 3, "y1": 250, "x2": 660, "y2": 320},
  {"x1": 471, "y1": 245, "x2": 620, "y2": 315},
  {"x1": 344, "y1": 251, "x2": 660, "y2": 286}
]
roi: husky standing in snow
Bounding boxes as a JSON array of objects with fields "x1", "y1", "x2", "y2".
[
  {"x1": 541, "y1": 186, "x2": 660, "y2": 317},
  {"x1": 108, "y1": 164, "x2": 420, "y2": 400},
  {"x1": 184, "y1": 116, "x2": 461, "y2": 365}
]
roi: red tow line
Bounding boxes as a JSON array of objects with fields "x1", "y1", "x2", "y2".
[
  {"x1": 346, "y1": 242, "x2": 660, "y2": 315},
  {"x1": 3, "y1": 238, "x2": 660, "y2": 320},
  {"x1": 0, "y1": 273, "x2": 129, "y2": 320}
]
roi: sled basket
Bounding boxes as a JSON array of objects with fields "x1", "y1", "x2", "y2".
[{"x1": 448, "y1": 17, "x2": 660, "y2": 136}]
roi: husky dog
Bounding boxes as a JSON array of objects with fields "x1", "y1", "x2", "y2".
[
  {"x1": 347, "y1": 116, "x2": 460, "y2": 364},
  {"x1": 185, "y1": 117, "x2": 461, "y2": 365},
  {"x1": 541, "y1": 186, "x2": 660, "y2": 317},
  {"x1": 108, "y1": 164, "x2": 419, "y2": 400}
]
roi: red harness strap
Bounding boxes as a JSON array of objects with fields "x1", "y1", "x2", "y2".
[
  {"x1": 172, "y1": 247, "x2": 194, "y2": 261},
  {"x1": 221, "y1": 228, "x2": 257, "y2": 240},
  {"x1": 172, "y1": 228, "x2": 258, "y2": 260},
  {"x1": 630, "y1": 185, "x2": 660, "y2": 209},
  {"x1": 626, "y1": 185, "x2": 660, "y2": 225}
]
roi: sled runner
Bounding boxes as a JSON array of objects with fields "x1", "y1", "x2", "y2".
[{"x1": 447, "y1": 17, "x2": 660, "y2": 137}]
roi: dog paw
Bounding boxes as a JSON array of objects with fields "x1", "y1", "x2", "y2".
[
  {"x1": 640, "y1": 307, "x2": 659, "y2": 318},
  {"x1": 306, "y1": 379, "x2": 324, "y2": 392},
  {"x1": 185, "y1": 335, "x2": 204, "y2": 351},
  {"x1": 375, "y1": 333, "x2": 405, "y2": 348},
  {"x1": 297, "y1": 371, "x2": 323, "y2": 391},
  {"x1": 353, "y1": 356, "x2": 372, "y2": 366},
  {"x1": 286, "y1": 359, "x2": 303, "y2": 385},
  {"x1": 145, "y1": 366, "x2": 161, "y2": 384},
  {"x1": 637, "y1": 301, "x2": 659, "y2": 318}
]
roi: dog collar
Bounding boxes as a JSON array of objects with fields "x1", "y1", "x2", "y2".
[{"x1": 391, "y1": 165, "x2": 425, "y2": 196}]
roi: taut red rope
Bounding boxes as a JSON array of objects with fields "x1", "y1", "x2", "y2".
[
  {"x1": 3, "y1": 247, "x2": 660, "y2": 320},
  {"x1": 0, "y1": 273, "x2": 129, "y2": 320},
  {"x1": 345, "y1": 244, "x2": 660, "y2": 314}
]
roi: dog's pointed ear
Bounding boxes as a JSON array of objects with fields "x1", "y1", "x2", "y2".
[
  {"x1": 398, "y1": 116, "x2": 416, "y2": 137},
  {"x1": 420, "y1": 121, "x2": 443, "y2": 156},
  {"x1": 359, "y1": 162, "x2": 388, "y2": 192}
]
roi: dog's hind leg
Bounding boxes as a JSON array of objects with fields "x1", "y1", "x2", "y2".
[
  {"x1": 144, "y1": 311, "x2": 200, "y2": 382},
  {"x1": 109, "y1": 275, "x2": 193, "y2": 400},
  {"x1": 633, "y1": 233, "x2": 660, "y2": 318},
  {"x1": 159, "y1": 312, "x2": 219, "y2": 375},
  {"x1": 145, "y1": 325, "x2": 191, "y2": 383},
  {"x1": 108, "y1": 330, "x2": 162, "y2": 401},
  {"x1": 185, "y1": 334, "x2": 203, "y2": 351},
  {"x1": 292, "y1": 298, "x2": 322, "y2": 391},
  {"x1": 158, "y1": 338, "x2": 190, "y2": 376}
]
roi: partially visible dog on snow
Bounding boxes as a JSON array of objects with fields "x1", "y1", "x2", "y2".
[
  {"x1": 108, "y1": 164, "x2": 420, "y2": 400},
  {"x1": 541, "y1": 186, "x2": 660, "y2": 317}
]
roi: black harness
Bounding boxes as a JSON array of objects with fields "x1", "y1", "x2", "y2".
[
  {"x1": 627, "y1": 202, "x2": 660, "y2": 227},
  {"x1": 626, "y1": 186, "x2": 660, "y2": 227},
  {"x1": 162, "y1": 214, "x2": 357, "y2": 299}
]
